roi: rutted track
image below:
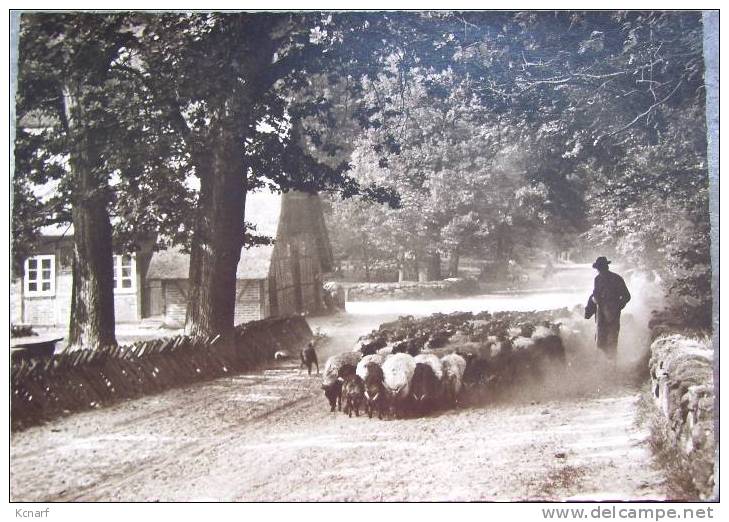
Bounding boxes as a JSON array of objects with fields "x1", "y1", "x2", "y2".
[{"x1": 10, "y1": 310, "x2": 669, "y2": 501}]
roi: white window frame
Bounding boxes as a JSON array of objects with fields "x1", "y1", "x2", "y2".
[
  {"x1": 113, "y1": 254, "x2": 137, "y2": 294},
  {"x1": 24, "y1": 255, "x2": 56, "y2": 297}
]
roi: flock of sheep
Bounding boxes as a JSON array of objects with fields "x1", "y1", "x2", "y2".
[
  {"x1": 321, "y1": 350, "x2": 467, "y2": 419},
  {"x1": 319, "y1": 309, "x2": 571, "y2": 419}
]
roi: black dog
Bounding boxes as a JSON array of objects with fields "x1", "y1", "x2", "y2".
[{"x1": 301, "y1": 342, "x2": 319, "y2": 375}]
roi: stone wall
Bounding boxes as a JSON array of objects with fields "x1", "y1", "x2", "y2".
[
  {"x1": 345, "y1": 277, "x2": 480, "y2": 301},
  {"x1": 649, "y1": 334, "x2": 715, "y2": 499}
]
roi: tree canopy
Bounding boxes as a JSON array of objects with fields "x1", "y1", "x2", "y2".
[{"x1": 13, "y1": 10, "x2": 713, "y2": 340}]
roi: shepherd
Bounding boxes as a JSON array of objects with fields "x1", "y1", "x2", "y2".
[{"x1": 585, "y1": 256, "x2": 631, "y2": 361}]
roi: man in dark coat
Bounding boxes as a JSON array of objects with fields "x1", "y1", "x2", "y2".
[{"x1": 586, "y1": 256, "x2": 631, "y2": 359}]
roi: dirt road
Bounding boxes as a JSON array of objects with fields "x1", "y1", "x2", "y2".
[{"x1": 10, "y1": 310, "x2": 669, "y2": 502}]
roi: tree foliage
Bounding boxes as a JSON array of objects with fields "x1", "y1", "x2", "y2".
[
  {"x1": 327, "y1": 10, "x2": 711, "y2": 326},
  {"x1": 13, "y1": 10, "x2": 712, "y2": 338}
]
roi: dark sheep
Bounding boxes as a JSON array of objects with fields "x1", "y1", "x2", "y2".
[
  {"x1": 392, "y1": 334, "x2": 428, "y2": 357},
  {"x1": 391, "y1": 340, "x2": 409, "y2": 354},
  {"x1": 410, "y1": 363, "x2": 441, "y2": 414},
  {"x1": 300, "y1": 342, "x2": 319, "y2": 375},
  {"x1": 426, "y1": 329, "x2": 453, "y2": 349},
  {"x1": 342, "y1": 374, "x2": 366, "y2": 418},
  {"x1": 322, "y1": 362, "x2": 358, "y2": 412},
  {"x1": 323, "y1": 380, "x2": 344, "y2": 413},
  {"x1": 533, "y1": 334, "x2": 566, "y2": 365},
  {"x1": 360, "y1": 336, "x2": 387, "y2": 356},
  {"x1": 363, "y1": 362, "x2": 387, "y2": 420}
]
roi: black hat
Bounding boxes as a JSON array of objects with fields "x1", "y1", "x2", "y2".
[{"x1": 592, "y1": 256, "x2": 611, "y2": 269}]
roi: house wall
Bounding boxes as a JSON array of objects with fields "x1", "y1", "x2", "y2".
[
  {"x1": 161, "y1": 280, "x2": 189, "y2": 327},
  {"x1": 160, "y1": 278, "x2": 269, "y2": 328},
  {"x1": 18, "y1": 237, "x2": 145, "y2": 326},
  {"x1": 145, "y1": 280, "x2": 164, "y2": 317},
  {"x1": 22, "y1": 270, "x2": 72, "y2": 326},
  {"x1": 10, "y1": 279, "x2": 23, "y2": 324},
  {"x1": 22, "y1": 272, "x2": 140, "y2": 326}
]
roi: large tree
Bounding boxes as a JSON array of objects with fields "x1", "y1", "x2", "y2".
[
  {"x1": 134, "y1": 12, "x2": 466, "y2": 336},
  {"x1": 15, "y1": 14, "x2": 143, "y2": 349}
]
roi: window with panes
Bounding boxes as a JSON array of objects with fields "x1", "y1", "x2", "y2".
[
  {"x1": 113, "y1": 254, "x2": 136, "y2": 293},
  {"x1": 25, "y1": 255, "x2": 55, "y2": 296}
]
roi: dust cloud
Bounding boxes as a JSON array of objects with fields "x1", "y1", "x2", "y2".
[{"x1": 499, "y1": 270, "x2": 665, "y2": 405}]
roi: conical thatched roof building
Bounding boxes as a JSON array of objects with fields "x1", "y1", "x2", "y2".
[{"x1": 268, "y1": 191, "x2": 333, "y2": 317}]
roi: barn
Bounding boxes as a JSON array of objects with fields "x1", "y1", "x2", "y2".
[
  {"x1": 11, "y1": 189, "x2": 334, "y2": 328},
  {"x1": 145, "y1": 189, "x2": 333, "y2": 326}
]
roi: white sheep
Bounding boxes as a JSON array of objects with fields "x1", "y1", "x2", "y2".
[
  {"x1": 377, "y1": 345, "x2": 393, "y2": 356},
  {"x1": 413, "y1": 353, "x2": 443, "y2": 380},
  {"x1": 356, "y1": 354, "x2": 386, "y2": 381},
  {"x1": 441, "y1": 353, "x2": 467, "y2": 406},
  {"x1": 532, "y1": 324, "x2": 558, "y2": 339},
  {"x1": 381, "y1": 352, "x2": 416, "y2": 417},
  {"x1": 322, "y1": 351, "x2": 362, "y2": 387},
  {"x1": 512, "y1": 336, "x2": 535, "y2": 351}
]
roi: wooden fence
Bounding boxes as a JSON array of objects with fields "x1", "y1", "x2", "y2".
[{"x1": 11, "y1": 316, "x2": 312, "y2": 431}]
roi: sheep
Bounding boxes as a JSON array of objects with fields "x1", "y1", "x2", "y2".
[
  {"x1": 512, "y1": 336, "x2": 535, "y2": 351},
  {"x1": 426, "y1": 329, "x2": 452, "y2": 349},
  {"x1": 356, "y1": 335, "x2": 387, "y2": 356},
  {"x1": 391, "y1": 335, "x2": 426, "y2": 357},
  {"x1": 391, "y1": 340, "x2": 409, "y2": 355},
  {"x1": 413, "y1": 353, "x2": 443, "y2": 380},
  {"x1": 363, "y1": 362, "x2": 387, "y2": 420},
  {"x1": 410, "y1": 363, "x2": 441, "y2": 414},
  {"x1": 381, "y1": 353, "x2": 416, "y2": 418},
  {"x1": 441, "y1": 353, "x2": 467, "y2": 407},
  {"x1": 376, "y1": 345, "x2": 393, "y2": 357},
  {"x1": 274, "y1": 350, "x2": 290, "y2": 360},
  {"x1": 356, "y1": 354, "x2": 386, "y2": 381},
  {"x1": 300, "y1": 342, "x2": 319, "y2": 375},
  {"x1": 461, "y1": 351, "x2": 492, "y2": 390},
  {"x1": 322, "y1": 352, "x2": 362, "y2": 412},
  {"x1": 533, "y1": 333, "x2": 566, "y2": 364},
  {"x1": 342, "y1": 374, "x2": 366, "y2": 417}
]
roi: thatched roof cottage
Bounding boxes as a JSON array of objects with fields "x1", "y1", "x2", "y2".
[{"x1": 12, "y1": 190, "x2": 334, "y2": 328}]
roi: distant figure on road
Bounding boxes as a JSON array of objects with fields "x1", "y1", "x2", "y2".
[
  {"x1": 507, "y1": 259, "x2": 527, "y2": 289},
  {"x1": 301, "y1": 341, "x2": 319, "y2": 375},
  {"x1": 542, "y1": 256, "x2": 556, "y2": 280},
  {"x1": 586, "y1": 256, "x2": 631, "y2": 360}
]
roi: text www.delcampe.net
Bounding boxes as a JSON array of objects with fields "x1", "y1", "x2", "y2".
[{"x1": 542, "y1": 506, "x2": 716, "y2": 521}]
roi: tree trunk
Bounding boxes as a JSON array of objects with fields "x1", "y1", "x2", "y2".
[
  {"x1": 422, "y1": 250, "x2": 442, "y2": 281},
  {"x1": 185, "y1": 123, "x2": 246, "y2": 339},
  {"x1": 69, "y1": 196, "x2": 117, "y2": 349},
  {"x1": 399, "y1": 250, "x2": 418, "y2": 282},
  {"x1": 361, "y1": 235, "x2": 370, "y2": 282},
  {"x1": 397, "y1": 249, "x2": 406, "y2": 282},
  {"x1": 448, "y1": 248, "x2": 460, "y2": 278},
  {"x1": 63, "y1": 85, "x2": 117, "y2": 350}
]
